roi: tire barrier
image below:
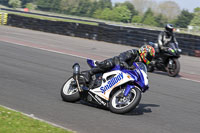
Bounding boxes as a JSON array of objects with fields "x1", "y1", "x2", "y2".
[
  {"x1": 0, "y1": 12, "x2": 8, "y2": 25},
  {"x1": 6, "y1": 14, "x2": 200, "y2": 57}
]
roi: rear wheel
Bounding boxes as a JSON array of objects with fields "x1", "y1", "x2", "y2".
[
  {"x1": 61, "y1": 77, "x2": 80, "y2": 102},
  {"x1": 109, "y1": 86, "x2": 141, "y2": 114}
]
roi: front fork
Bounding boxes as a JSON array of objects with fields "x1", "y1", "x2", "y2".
[
  {"x1": 168, "y1": 59, "x2": 173, "y2": 69},
  {"x1": 168, "y1": 58, "x2": 178, "y2": 70},
  {"x1": 124, "y1": 84, "x2": 135, "y2": 97}
]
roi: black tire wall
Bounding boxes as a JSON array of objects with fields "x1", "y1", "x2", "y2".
[{"x1": 7, "y1": 14, "x2": 200, "y2": 57}]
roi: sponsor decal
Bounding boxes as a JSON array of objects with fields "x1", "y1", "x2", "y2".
[
  {"x1": 100, "y1": 73, "x2": 123, "y2": 94},
  {"x1": 95, "y1": 95, "x2": 106, "y2": 106},
  {"x1": 89, "y1": 92, "x2": 107, "y2": 106}
]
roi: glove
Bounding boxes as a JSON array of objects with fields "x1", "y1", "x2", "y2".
[
  {"x1": 128, "y1": 65, "x2": 136, "y2": 70},
  {"x1": 163, "y1": 47, "x2": 170, "y2": 52}
]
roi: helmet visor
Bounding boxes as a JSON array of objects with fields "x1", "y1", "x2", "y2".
[{"x1": 146, "y1": 52, "x2": 153, "y2": 62}]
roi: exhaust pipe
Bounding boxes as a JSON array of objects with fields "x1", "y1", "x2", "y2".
[
  {"x1": 72, "y1": 63, "x2": 82, "y2": 92},
  {"x1": 72, "y1": 63, "x2": 80, "y2": 76}
]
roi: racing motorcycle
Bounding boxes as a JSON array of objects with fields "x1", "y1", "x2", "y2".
[
  {"x1": 60, "y1": 59, "x2": 149, "y2": 114},
  {"x1": 147, "y1": 42, "x2": 181, "y2": 77}
]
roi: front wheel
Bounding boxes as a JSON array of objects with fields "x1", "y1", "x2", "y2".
[
  {"x1": 109, "y1": 86, "x2": 141, "y2": 114},
  {"x1": 167, "y1": 58, "x2": 180, "y2": 77},
  {"x1": 147, "y1": 64, "x2": 154, "y2": 72},
  {"x1": 61, "y1": 77, "x2": 80, "y2": 102}
]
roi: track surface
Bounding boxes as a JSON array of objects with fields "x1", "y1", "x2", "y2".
[{"x1": 0, "y1": 26, "x2": 200, "y2": 133}]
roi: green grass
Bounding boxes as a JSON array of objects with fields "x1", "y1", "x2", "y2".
[
  {"x1": 2, "y1": 10, "x2": 99, "y2": 26},
  {"x1": 1, "y1": 5, "x2": 199, "y2": 36},
  {"x1": 0, "y1": 106, "x2": 74, "y2": 133}
]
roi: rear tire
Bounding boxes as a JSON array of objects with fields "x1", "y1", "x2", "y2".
[
  {"x1": 109, "y1": 86, "x2": 141, "y2": 114},
  {"x1": 61, "y1": 77, "x2": 80, "y2": 102},
  {"x1": 167, "y1": 59, "x2": 180, "y2": 77}
]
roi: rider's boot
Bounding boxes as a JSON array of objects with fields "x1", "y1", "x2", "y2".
[
  {"x1": 81, "y1": 71, "x2": 92, "y2": 83},
  {"x1": 82, "y1": 67, "x2": 102, "y2": 84},
  {"x1": 88, "y1": 80, "x2": 95, "y2": 89}
]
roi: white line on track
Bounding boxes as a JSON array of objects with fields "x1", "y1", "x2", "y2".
[
  {"x1": 180, "y1": 77, "x2": 200, "y2": 83},
  {"x1": 0, "y1": 39, "x2": 200, "y2": 132},
  {"x1": 2, "y1": 39, "x2": 200, "y2": 84},
  {"x1": 1, "y1": 39, "x2": 90, "y2": 60}
]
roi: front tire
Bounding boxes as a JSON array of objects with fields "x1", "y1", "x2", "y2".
[
  {"x1": 61, "y1": 77, "x2": 80, "y2": 102},
  {"x1": 147, "y1": 64, "x2": 154, "y2": 72},
  {"x1": 167, "y1": 58, "x2": 180, "y2": 77},
  {"x1": 109, "y1": 87, "x2": 141, "y2": 114}
]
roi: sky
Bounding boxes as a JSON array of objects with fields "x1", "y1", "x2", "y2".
[{"x1": 112, "y1": 0, "x2": 200, "y2": 12}]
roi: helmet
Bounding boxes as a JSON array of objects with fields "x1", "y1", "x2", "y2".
[
  {"x1": 139, "y1": 45, "x2": 155, "y2": 65},
  {"x1": 165, "y1": 24, "x2": 174, "y2": 35}
]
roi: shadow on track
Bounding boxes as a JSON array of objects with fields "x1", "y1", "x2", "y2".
[
  {"x1": 78, "y1": 100, "x2": 160, "y2": 115},
  {"x1": 125, "y1": 103, "x2": 160, "y2": 116}
]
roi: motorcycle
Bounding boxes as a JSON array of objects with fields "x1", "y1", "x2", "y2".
[
  {"x1": 60, "y1": 59, "x2": 149, "y2": 114},
  {"x1": 148, "y1": 42, "x2": 181, "y2": 77}
]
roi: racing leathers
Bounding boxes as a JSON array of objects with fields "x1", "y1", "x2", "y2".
[
  {"x1": 83, "y1": 49, "x2": 140, "y2": 83},
  {"x1": 158, "y1": 31, "x2": 179, "y2": 52}
]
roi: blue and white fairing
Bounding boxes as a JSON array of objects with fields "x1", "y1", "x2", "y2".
[
  {"x1": 87, "y1": 59, "x2": 98, "y2": 68},
  {"x1": 88, "y1": 59, "x2": 149, "y2": 101},
  {"x1": 112, "y1": 62, "x2": 149, "y2": 93}
]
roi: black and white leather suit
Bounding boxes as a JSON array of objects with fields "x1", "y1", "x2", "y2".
[
  {"x1": 158, "y1": 31, "x2": 179, "y2": 52},
  {"x1": 83, "y1": 49, "x2": 140, "y2": 82}
]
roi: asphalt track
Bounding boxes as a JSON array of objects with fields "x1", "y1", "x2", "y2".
[{"x1": 0, "y1": 26, "x2": 200, "y2": 133}]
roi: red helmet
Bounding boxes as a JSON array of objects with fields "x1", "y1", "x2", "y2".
[{"x1": 139, "y1": 45, "x2": 155, "y2": 65}]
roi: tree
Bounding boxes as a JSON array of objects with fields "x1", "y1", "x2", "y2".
[
  {"x1": 72, "y1": 0, "x2": 91, "y2": 16},
  {"x1": 93, "y1": 9, "x2": 103, "y2": 19},
  {"x1": 36, "y1": 0, "x2": 61, "y2": 12},
  {"x1": 115, "y1": 1, "x2": 138, "y2": 21},
  {"x1": 59, "y1": 0, "x2": 98, "y2": 17},
  {"x1": 0, "y1": 0, "x2": 10, "y2": 6},
  {"x1": 194, "y1": 7, "x2": 200, "y2": 12},
  {"x1": 142, "y1": 8, "x2": 158, "y2": 26},
  {"x1": 87, "y1": 1, "x2": 99, "y2": 17},
  {"x1": 155, "y1": 14, "x2": 167, "y2": 27},
  {"x1": 131, "y1": 0, "x2": 157, "y2": 14},
  {"x1": 59, "y1": 0, "x2": 79, "y2": 13},
  {"x1": 111, "y1": 6, "x2": 132, "y2": 23},
  {"x1": 190, "y1": 7, "x2": 200, "y2": 26},
  {"x1": 49, "y1": 0, "x2": 61, "y2": 12},
  {"x1": 173, "y1": 10, "x2": 194, "y2": 28},
  {"x1": 8, "y1": 0, "x2": 21, "y2": 8},
  {"x1": 96, "y1": 8, "x2": 112, "y2": 20},
  {"x1": 158, "y1": 1, "x2": 181, "y2": 20},
  {"x1": 132, "y1": 15, "x2": 142, "y2": 23},
  {"x1": 21, "y1": 0, "x2": 34, "y2": 7},
  {"x1": 25, "y1": 3, "x2": 37, "y2": 10},
  {"x1": 93, "y1": 5, "x2": 132, "y2": 23},
  {"x1": 131, "y1": 0, "x2": 147, "y2": 14},
  {"x1": 97, "y1": 0, "x2": 112, "y2": 10}
]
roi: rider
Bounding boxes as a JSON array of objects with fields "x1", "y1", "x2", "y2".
[
  {"x1": 83, "y1": 45, "x2": 155, "y2": 83},
  {"x1": 157, "y1": 24, "x2": 181, "y2": 53}
]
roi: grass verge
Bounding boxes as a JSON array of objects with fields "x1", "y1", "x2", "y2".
[
  {"x1": 2, "y1": 10, "x2": 98, "y2": 26},
  {"x1": 0, "y1": 105, "x2": 74, "y2": 133},
  {"x1": 1, "y1": 5, "x2": 199, "y2": 35}
]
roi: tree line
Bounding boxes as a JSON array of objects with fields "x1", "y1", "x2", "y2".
[{"x1": 1, "y1": 0, "x2": 200, "y2": 29}]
